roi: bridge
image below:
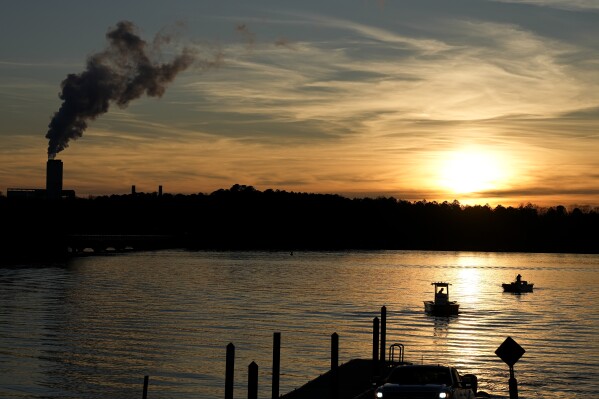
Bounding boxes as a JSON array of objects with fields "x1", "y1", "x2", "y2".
[{"x1": 67, "y1": 234, "x2": 177, "y2": 254}]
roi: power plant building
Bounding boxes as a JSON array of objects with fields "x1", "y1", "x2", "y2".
[{"x1": 6, "y1": 159, "x2": 75, "y2": 199}]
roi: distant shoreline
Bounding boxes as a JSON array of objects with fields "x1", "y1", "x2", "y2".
[{"x1": 2, "y1": 185, "x2": 599, "y2": 264}]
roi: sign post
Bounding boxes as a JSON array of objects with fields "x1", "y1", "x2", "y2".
[{"x1": 495, "y1": 336, "x2": 525, "y2": 399}]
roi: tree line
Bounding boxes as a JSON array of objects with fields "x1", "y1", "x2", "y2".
[{"x1": 2, "y1": 184, "x2": 599, "y2": 261}]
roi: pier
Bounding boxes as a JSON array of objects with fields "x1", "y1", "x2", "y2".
[
  {"x1": 139, "y1": 305, "x2": 497, "y2": 398},
  {"x1": 280, "y1": 359, "x2": 378, "y2": 399},
  {"x1": 221, "y1": 306, "x2": 410, "y2": 399}
]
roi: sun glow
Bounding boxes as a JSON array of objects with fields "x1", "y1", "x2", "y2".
[{"x1": 439, "y1": 148, "x2": 507, "y2": 194}]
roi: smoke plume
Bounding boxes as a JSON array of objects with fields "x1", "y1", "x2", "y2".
[{"x1": 46, "y1": 21, "x2": 195, "y2": 158}]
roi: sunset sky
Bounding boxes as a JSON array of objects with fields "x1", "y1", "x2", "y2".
[{"x1": 1, "y1": 1, "x2": 598, "y2": 207}]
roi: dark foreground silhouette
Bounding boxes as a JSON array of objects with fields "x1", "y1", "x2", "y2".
[{"x1": 2, "y1": 184, "x2": 599, "y2": 262}]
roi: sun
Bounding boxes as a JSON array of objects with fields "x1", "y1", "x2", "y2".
[{"x1": 439, "y1": 148, "x2": 507, "y2": 194}]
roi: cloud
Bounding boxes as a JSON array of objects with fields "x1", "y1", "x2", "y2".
[
  {"x1": 285, "y1": 11, "x2": 451, "y2": 53},
  {"x1": 236, "y1": 23, "x2": 256, "y2": 50},
  {"x1": 180, "y1": 13, "x2": 598, "y2": 152},
  {"x1": 490, "y1": 0, "x2": 599, "y2": 11}
]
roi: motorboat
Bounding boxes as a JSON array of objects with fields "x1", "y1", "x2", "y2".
[
  {"x1": 424, "y1": 282, "x2": 459, "y2": 316},
  {"x1": 502, "y1": 274, "x2": 533, "y2": 293}
]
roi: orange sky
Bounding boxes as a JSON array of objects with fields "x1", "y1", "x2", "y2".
[{"x1": 1, "y1": 1, "x2": 599, "y2": 208}]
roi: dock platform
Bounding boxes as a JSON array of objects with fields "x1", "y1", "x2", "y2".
[{"x1": 281, "y1": 359, "x2": 389, "y2": 399}]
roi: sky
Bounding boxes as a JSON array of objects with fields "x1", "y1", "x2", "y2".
[{"x1": 1, "y1": 0, "x2": 599, "y2": 207}]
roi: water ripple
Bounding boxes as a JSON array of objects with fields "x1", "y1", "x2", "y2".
[{"x1": 1, "y1": 250, "x2": 598, "y2": 399}]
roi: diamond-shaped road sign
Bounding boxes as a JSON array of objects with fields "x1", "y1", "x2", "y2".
[{"x1": 495, "y1": 336, "x2": 525, "y2": 367}]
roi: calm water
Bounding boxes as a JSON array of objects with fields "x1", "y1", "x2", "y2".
[{"x1": 1, "y1": 250, "x2": 598, "y2": 398}]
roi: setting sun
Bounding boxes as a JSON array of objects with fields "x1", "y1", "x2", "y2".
[{"x1": 439, "y1": 148, "x2": 507, "y2": 194}]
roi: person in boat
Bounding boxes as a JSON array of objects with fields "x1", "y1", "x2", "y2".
[
  {"x1": 516, "y1": 274, "x2": 522, "y2": 284},
  {"x1": 435, "y1": 287, "x2": 448, "y2": 303}
]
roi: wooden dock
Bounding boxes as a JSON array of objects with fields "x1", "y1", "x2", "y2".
[
  {"x1": 281, "y1": 359, "x2": 378, "y2": 399},
  {"x1": 222, "y1": 307, "x2": 409, "y2": 399}
]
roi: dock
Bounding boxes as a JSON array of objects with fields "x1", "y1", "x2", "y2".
[
  {"x1": 142, "y1": 305, "x2": 503, "y2": 398},
  {"x1": 218, "y1": 305, "x2": 500, "y2": 399},
  {"x1": 281, "y1": 359, "x2": 377, "y2": 399},
  {"x1": 219, "y1": 306, "x2": 406, "y2": 399}
]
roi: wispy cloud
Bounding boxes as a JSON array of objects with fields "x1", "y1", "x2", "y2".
[
  {"x1": 291, "y1": 11, "x2": 452, "y2": 53},
  {"x1": 180, "y1": 15, "x2": 597, "y2": 147},
  {"x1": 490, "y1": 0, "x2": 599, "y2": 11}
]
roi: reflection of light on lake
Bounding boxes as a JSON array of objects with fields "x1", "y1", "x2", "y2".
[
  {"x1": 455, "y1": 254, "x2": 480, "y2": 268},
  {"x1": 456, "y1": 264, "x2": 482, "y2": 302},
  {"x1": 432, "y1": 316, "x2": 452, "y2": 338}
]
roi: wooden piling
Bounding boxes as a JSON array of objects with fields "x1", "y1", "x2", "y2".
[
  {"x1": 372, "y1": 317, "x2": 379, "y2": 377},
  {"x1": 225, "y1": 343, "x2": 235, "y2": 399},
  {"x1": 380, "y1": 306, "x2": 386, "y2": 367},
  {"x1": 142, "y1": 375, "x2": 149, "y2": 399},
  {"x1": 272, "y1": 332, "x2": 281, "y2": 399},
  {"x1": 330, "y1": 332, "x2": 339, "y2": 399},
  {"x1": 248, "y1": 361, "x2": 258, "y2": 399}
]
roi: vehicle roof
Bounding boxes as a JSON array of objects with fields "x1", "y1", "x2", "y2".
[
  {"x1": 392, "y1": 364, "x2": 450, "y2": 370},
  {"x1": 386, "y1": 364, "x2": 455, "y2": 385}
]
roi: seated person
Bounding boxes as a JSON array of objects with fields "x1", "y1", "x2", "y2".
[{"x1": 435, "y1": 287, "x2": 448, "y2": 303}]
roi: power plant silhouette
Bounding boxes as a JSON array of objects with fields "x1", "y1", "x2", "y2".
[
  {"x1": 7, "y1": 159, "x2": 75, "y2": 200},
  {"x1": 4, "y1": 22, "x2": 194, "y2": 201},
  {"x1": 6, "y1": 159, "x2": 163, "y2": 199}
]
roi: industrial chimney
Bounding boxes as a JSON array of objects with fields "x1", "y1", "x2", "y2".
[{"x1": 46, "y1": 159, "x2": 63, "y2": 199}]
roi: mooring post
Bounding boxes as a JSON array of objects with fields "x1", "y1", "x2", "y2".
[
  {"x1": 272, "y1": 332, "x2": 281, "y2": 399},
  {"x1": 248, "y1": 361, "x2": 258, "y2": 399},
  {"x1": 331, "y1": 332, "x2": 339, "y2": 369},
  {"x1": 142, "y1": 375, "x2": 149, "y2": 399},
  {"x1": 330, "y1": 332, "x2": 339, "y2": 399},
  {"x1": 380, "y1": 306, "x2": 387, "y2": 369},
  {"x1": 509, "y1": 365, "x2": 518, "y2": 399},
  {"x1": 225, "y1": 343, "x2": 235, "y2": 399},
  {"x1": 372, "y1": 317, "x2": 379, "y2": 377}
]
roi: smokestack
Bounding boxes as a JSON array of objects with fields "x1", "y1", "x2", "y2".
[
  {"x1": 131, "y1": 185, "x2": 136, "y2": 195},
  {"x1": 158, "y1": 185, "x2": 163, "y2": 196},
  {"x1": 46, "y1": 159, "x2": 63, "y2": 199}
]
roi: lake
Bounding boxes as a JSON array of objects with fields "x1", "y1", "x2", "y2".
[{"x1": 1, "y1": 250, "x2": 598, "y2": 398}]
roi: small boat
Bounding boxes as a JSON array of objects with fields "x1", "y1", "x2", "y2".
[
  {"x1": 424, "y1": 282, "x2": 459, "y2": 316},
  {"x1": 502, "y1": 274, "x2": 534, "y2": 293}
]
